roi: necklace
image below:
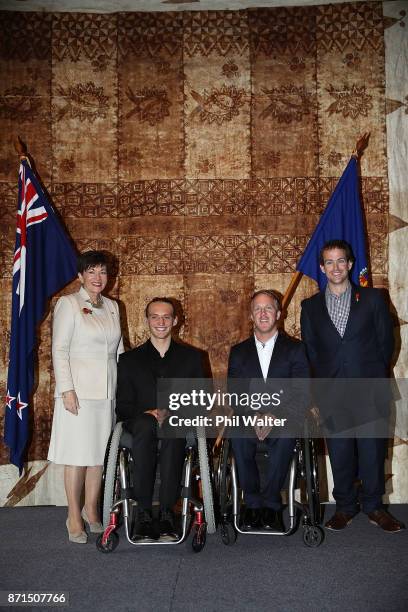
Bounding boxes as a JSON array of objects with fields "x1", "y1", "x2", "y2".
[{"x1": 86, "y1": 296, "x2": 103, "y2": 309}]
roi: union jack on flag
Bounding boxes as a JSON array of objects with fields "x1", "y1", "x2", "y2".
[{"x1": 4, "y1": 158, "x2": 77, "y2": 472}]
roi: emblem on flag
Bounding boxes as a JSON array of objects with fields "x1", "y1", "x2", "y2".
[{"x1": 359, "y1": 267, "x2": 369, "y2": 287}]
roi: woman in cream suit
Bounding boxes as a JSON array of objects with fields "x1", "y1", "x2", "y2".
[{"x1": 48, "y1": 251, "x2": 124, "y2": 544}]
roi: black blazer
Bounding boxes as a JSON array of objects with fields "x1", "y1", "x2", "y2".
[
  {"x1": 300, "y1": 285, "x2": 394, "y2": 379},
  {"x1": 227, "y1": 332, "x2": 310, "y2": 423},
  {"x1": 116, "y1": 339, "x2": 205, "y2": 421},
  {"x1": 300, "y1": 285, "x2": 394, "y2": 431}
]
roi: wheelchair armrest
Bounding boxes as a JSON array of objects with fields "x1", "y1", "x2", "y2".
[
  {"x1": 185, "y1": 430, "x2": 197, "y2": 450},
  {"x1": 119, "y1": 430, "x2": 133, "y2": 450}
]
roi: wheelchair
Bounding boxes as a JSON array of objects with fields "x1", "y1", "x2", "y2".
[
  {"x1": 214, "y1": 415, "x2": 324, "y2": 548},
  {"x1": 96, "y1": 422, "x2": 216, "y2": 553}
]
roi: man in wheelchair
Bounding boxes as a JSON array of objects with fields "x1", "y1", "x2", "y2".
[
  {"x1": 228, "y1": 290, "x2": 310, "y2": 532},
  {"x1": 115, "y1": 297, "x2": 205, "y2": 542}
]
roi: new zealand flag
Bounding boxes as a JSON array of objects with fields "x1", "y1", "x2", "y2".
[{"x1": 4, "y1": 159, "x2": 77, "y2": 472}]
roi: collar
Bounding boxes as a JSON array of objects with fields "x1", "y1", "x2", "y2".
[
  {"x1": 325, "y1": 281, "x2": 351, "y2": 300},
  {"x1": 79, "y1": 285, "x2": 104, "y2": 308},
  {"x1": 254, "y1": 331, "x2": 278, "y2": 350},
  {"x1": 147, "y1": 337, "x2": 174, "y2": 358}
]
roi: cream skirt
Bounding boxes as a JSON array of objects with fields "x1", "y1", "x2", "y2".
[{"x1": 47, "y1": 398, "x2": 114, "y2": 466}]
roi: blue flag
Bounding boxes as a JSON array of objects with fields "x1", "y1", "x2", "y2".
[
  {"x1": 296, "y1": 157, "x2": 369, "y2": 289},
  {"x1": 4, "y1": 159, "x2": 77, "y2": 472}
]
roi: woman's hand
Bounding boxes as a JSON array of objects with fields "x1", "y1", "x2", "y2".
[{"x1": 62, "y1": 390, "x2": 80, "y2": 415}]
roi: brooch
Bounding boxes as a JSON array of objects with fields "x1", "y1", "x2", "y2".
[
  {"x1": 82, "y1": 307, "x2": 92, "y2": 314},
  {"x1": 355, "y1": 292, "x2": 360, "y2": 303}
]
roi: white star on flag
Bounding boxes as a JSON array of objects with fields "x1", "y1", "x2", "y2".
[
  {"x1": 5, "y1": 390, "x2": 16, "y2": 410},
  {"x1": 16, "y1": 392, "x2": 28, "y2": 420}
]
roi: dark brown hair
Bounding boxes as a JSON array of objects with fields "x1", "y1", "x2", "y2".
[{"x1": 319, "y1": 240, "x2": 355, "y2": 265}]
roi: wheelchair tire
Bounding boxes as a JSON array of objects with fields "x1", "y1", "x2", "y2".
[
  {"x1": 304, "y1": 437, "x2": 321, "y2": 526},
  {"x1": 101, "y1": 422, "x2": 123, "y2": 528},
  {"x1": 192, "y1": 523, "x2": 207, "y2": 553},
  {"x1": 220, "y1": 521, "x2": 237, "y2": 546},
  {"x1": 196, "y1": 426, "x2": 216, "y2": 535},
  {"x1": 218, "y1": 438, "x2": 232, "y2": 519},
  {"x1": 96, "y1": 531, "x2": 119, "y2": 553},
  {"x1": 303, "y1": 525, "x2": 324, "y2": 548}
]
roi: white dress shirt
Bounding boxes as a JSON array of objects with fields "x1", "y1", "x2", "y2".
[{"x1": 254, "y1": 332, "x2": 278, "y2": 380}]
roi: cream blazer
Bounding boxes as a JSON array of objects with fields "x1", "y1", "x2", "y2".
[{"x1": 52, "y1": 287, "x2": 124, "y2": 400}]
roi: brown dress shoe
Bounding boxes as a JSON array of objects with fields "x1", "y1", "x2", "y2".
[
  {"x1": 325, "y1": 511, "x2": 355, "y2": 531},
  {"x1": 367, "y1": 509, "x2": 406, "y2": 533}
]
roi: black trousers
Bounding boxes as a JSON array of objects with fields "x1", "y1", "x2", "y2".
[
  {"x1": 231, "y1": 437, "x2": 296, "y2": 510},
  {"x1": 326, "y1": 437, "x2": 386, "y2": 514},
  {"x1": 124, "y1": 414, "x2": 186, "y2": 511}
]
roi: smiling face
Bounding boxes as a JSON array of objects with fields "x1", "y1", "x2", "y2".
[
  {"x1": 320, "y1": 247, "x2": 352, "y2": 292},
  {"x1": 78, "y1": 264, "x2": 108, "y2": 302},
  {"x1": 250, "y1": 293, "x2": 281, "y2": 341},
  {"x1": 146, "y1": 300, "x2": 177, "y2": 342}
]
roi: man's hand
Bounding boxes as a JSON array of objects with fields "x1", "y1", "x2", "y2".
[
  {"x1": 310, "y1": 405, "x2": 320, "y2": 423},
  {"x1": 62, "y1": 390, "x2": 80, "y2": 415},
  {"x1": 144, "y1": 408, "x2": 170, "y2": 426},
  {"x1": 254, "y1": 413, "x2": 275, "y2": 441}
]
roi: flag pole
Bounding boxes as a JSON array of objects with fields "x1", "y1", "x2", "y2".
[
  {"x1": 282, "y1": 270, "x2": 302, "y2": 311},
  {"x1": 281, "y1": 132, "x2": 370, "y2": 314},
  {"x1": 14, "y1": 135, "x2": 31, "y2": 165},
  {"x1": 14, "y1": 135, "x2": 27, "y2": 157}
]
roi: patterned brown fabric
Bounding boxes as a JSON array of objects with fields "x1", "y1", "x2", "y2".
[{"x1": 0, "y1": 3, "x2": 389, "y2": 464}]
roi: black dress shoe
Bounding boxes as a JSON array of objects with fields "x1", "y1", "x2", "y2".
[
  {"x1": 241, "y1": 507, "x2": 262, "y2": 530},
  {"x1": 159, "y1": 509, "x2": 179, "y2": 542},
  {"x1": 133, "y1": 509, "x2": 157, "y2": 541},
  {"x1": 262, "y1": 508, "x2": 284, "y2": 532}
]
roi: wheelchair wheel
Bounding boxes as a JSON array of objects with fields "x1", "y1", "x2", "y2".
[
  {"x1": 218, "y1": 438, "x2": 233, "y2": 519},
  {"x1": 192, "y1": 523, "x2": 207, "y2": 553},
  {"x1": 304, "y1": 437, "x2": 321, "y2": 526},
  {"x1": 220, "y1": 521, "x2": 237, "y2": 546},
  {"x1": 96, "y1": 531, "x2": 119, "y2": 553},
  {"x1": 303, "y1": 525, "x2": 324, "y2": 548},
  {"x1": 196, "y1": 426, "x2": 216, "y2": 535},
  {"x1": 101, "y1": 422, "x2": 123, "y2": 528}
]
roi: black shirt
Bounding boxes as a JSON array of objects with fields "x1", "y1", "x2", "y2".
[
  {"x1": 116, "y1": 338, "x2": 205, "y2": 421},
  {"x1": 145, "y1": 339, "x2": 176, "y2": 380}
]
